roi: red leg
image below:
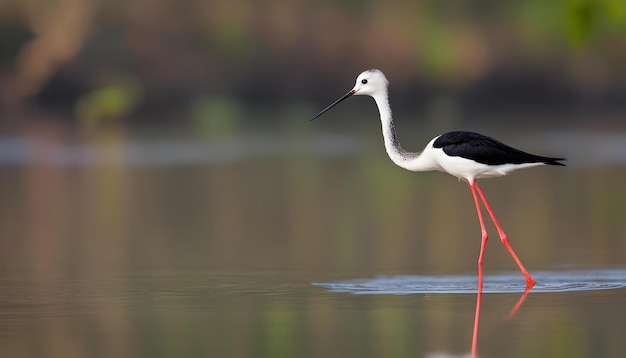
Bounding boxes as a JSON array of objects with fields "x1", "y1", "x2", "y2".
[
  {"x1": 469, "y1": 181, "x2": 488, "y2": 291},
  {"x1": 469, "y1": 181, "x2": 486, "y2": 357},
  {"x1": 474, "y1": 183, "x2": 535, "y2": 288},
  {"x1": 471, "y1": 277, "x2": 483, "y2": 357}
]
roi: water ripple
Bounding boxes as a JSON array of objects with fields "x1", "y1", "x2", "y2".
[{"x1": 312, "y1": 269, "x2": 626, "y2": 294}]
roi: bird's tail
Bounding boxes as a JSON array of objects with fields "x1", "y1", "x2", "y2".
[{"x1": 543, "y1": 157, "x2": 566, "y2": 166}]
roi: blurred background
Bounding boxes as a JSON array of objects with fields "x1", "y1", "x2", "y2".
[
  {"x1": 0, "y1": 0, "x2": 625, "y2": 126},
  {"x1": 1, "y1": 1, "x2": 626, "y2": 357}
]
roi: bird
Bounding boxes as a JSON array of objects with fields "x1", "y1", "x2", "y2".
[{"x1": 310, "y1": 69, "x2": 565, "y2": 288}]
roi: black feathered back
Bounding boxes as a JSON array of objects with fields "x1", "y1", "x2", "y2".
[{"x1": 433, "y1": 131, "x2": 566, "y2": 166}]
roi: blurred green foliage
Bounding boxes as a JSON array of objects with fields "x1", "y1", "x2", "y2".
[
  {"x1": 75, "y1": 76, "x2": 143, "y2": 126},
  {"x1": 0, "y1": 0, "x2": 624, "y2": 121},
  {"x1": 189, "y1": 95, "x2": 242, "y2": 137},
  {"x1": 565, "y1": 0, "x2": 626, "y2": 46}
]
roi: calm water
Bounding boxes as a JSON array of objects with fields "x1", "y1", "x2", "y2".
[{"x1": 0, "y1": 122, "x2": 625, "y2": 357}]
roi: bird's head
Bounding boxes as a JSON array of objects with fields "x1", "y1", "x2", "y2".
[
  {"x1": 309, "y1": 69, "x2": 389, "y2": 122},
  {"x1": 352, "y1": 69, "x2": 389, "y2": 97}
]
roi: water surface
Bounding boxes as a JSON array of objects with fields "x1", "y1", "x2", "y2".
[
  {"x1": 0, "y1": 124, "x2": 625, "y2": 357},
  {"x1": 314, "y1": 269, "x2": 626, "y2": 294}
]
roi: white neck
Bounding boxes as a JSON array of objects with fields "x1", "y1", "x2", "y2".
[{"x1": 372, "y1": 92, "x2": 437, "y2": 172}]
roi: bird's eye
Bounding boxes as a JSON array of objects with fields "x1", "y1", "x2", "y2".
[{"x1": 361, "y1": 79, "x2": 368, "y2": 84}]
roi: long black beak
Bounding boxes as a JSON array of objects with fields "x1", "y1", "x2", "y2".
[{"x1": 309, "y1": 90, "x2": 355, "y2": 122}]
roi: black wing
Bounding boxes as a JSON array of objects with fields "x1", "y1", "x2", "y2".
[{"x1": 433, "y1": 131, "x2": 565, "y2": 166}]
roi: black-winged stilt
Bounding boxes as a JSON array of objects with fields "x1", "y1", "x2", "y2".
[{"x1": 310, "y1": 69, "x2": 565, "y2": 288}]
